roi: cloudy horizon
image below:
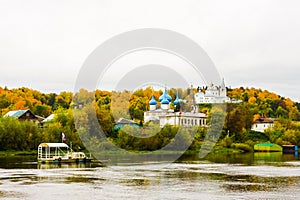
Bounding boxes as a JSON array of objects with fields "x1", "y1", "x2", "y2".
[{"x1": 0, "y1": 0, "x2": 299, "y2": 101}]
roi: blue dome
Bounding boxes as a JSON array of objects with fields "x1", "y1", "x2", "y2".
[
  {"x1": 159, "y1": 88, "x2": 172, "y2": 102},
  {"x1": 173, "y1": 95, "x2": 179, "y2": 105},
  {"x1": 161, "y1": 97, "x2": 170, "y2": 104},
  {"x1": 149, "y1": 95, "x2": 157, "y2": 105}
]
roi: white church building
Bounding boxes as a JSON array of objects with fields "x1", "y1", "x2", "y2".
[
  {"x1": 144, "y1": 87, "x2": 207, "y2": 128},
  {"x1": 159, "y1": 112, "x2": 207, "y2": 128},
  {"x1": 194, "y1": 78, "x2": 241, "y2": 104}
]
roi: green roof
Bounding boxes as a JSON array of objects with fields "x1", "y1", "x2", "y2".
[
  {"x1": 4, "y1": 110, "x2": 29, "y2": 118},
  {"x1": 255, "y1": 143, "x2": 275, "y2": 147},
  {"x1": 254, "y1": 143, "x2": 282, "y2": 152}
]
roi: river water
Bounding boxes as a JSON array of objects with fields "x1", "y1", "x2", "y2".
[{"x1": 0, "y1": 153, "x2": 299, "y2": 200}]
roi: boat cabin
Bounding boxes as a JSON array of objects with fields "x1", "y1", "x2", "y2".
[{"x1": 38, "y1": 143, "x2": 91, "y2": 163}]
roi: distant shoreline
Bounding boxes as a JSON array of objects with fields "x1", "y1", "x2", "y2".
[
  {"x1": 0, "y1": 150, "x2": 37, "y2": 156},
  {"x1": 0, "y1": 145, "x2": 246, "y2": 157}
]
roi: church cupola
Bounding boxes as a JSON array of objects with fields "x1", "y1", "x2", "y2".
[
  {"x1": 220, "y1": 78, "x2": 226, "y2": 97},
  {"x1": 149, "y1": 95, "x2": 157, "y2": 111},
  {"x1": 159, "y1": 87, "x2": 172, "y2": 102},
  {"x1": 173, "y1": 94, "x2": 179, "y2": 106},
  {"x1": 161, "y1": 95, "x2": 170, "y2": 110}
]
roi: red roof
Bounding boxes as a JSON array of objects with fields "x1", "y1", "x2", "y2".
[{"x1": 254, "y1": 117, "x2": 275, "y2": 123}]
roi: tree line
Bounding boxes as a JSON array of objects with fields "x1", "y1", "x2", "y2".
[
  {"x1": 0, "y1": 108, "x2": 83, "y2": 151},
  {"x1": 0, "y1": 86, "x2": 300, "y2": 152}
]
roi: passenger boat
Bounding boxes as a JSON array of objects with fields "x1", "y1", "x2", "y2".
[
  {"x1": 37, "y1": 143, "x2": 92, "y2": 163},
  {"x1": 254, "y1": 143, "x2": 282, "y2": 152}
]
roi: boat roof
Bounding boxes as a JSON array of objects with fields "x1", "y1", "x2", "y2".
[
  {"x1": 38, "y1": 143, "x2": 69, "y2": 148},
  {"x1": 254, "y1": 143, "x2": 279, "y2": 147}
]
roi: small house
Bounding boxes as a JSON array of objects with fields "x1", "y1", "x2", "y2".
[
  {"x1": 4, "y1": 109, "x2": 39, "y2": 123},
  {"x1": 41, "y1": 114, "x2": 55, "y2": 123},
  {"x1": 251, "y1": 117, "x2": 275, "y2": 133},
  {"x1": 113, "y1": 118, "x2": 140, "y2": 130}
]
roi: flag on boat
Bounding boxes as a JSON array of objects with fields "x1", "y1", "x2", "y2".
[{"x1": 62, "y1": 132, "x2": 66, "y2": 141}]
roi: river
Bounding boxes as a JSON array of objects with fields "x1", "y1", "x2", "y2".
[{"x1": 0, "y1": 153, "x2": 299, "y2": 200}]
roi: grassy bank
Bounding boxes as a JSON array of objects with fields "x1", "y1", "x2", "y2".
[
  {"x1": 86, "y1": 146, "x2": 248, "y2": 157},
  {"x1": 0, "y1": 142, "x2": 252, "y2": 157},
  {"x1": 0, "y1": 150, "x2": 37, "y2": 156},
  {"x1": 210, "y1": 145, "x2": 245, "y2": 154}
]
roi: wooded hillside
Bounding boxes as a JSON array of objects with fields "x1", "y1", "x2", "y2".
[{"x1": 0, "y1": 86, "x2": 299, "y2": 151}]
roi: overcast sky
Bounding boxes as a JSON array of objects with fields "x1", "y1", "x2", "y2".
[{"x1": 0, "y1": 0, "x2": 299, "y2": 102}]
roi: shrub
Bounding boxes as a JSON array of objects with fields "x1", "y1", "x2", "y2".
[
  {"x1": 220, "y1": 136, "x2": 232, "y2": 148},
  {"x1": 231, "y1": 143, "x2": 253, "y2": 152}
]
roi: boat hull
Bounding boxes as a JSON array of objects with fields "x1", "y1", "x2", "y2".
[{"x1": 38, "y1": 158, "x2": 92, "y2": 164}]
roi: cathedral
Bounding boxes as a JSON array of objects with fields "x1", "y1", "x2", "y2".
[
  {"x1": 144, "y1": 87, "x2": 207, "y2": 128},
  {"x1": 194, "y1": 78, "x2": 241, "y2": 104}
]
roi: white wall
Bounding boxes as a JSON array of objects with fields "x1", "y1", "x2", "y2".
[{"x1": 251, "y1": 123, "x2": 274, "y2": 133}]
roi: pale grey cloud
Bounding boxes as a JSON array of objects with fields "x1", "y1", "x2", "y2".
[{"x1": 0, "y1": 0, "x2": 299, "y2": 101}]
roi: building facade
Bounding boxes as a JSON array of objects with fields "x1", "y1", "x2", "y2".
[
  {"x1": 144, "y1": 87, "x2": 207, "y2": 128},
  {"x1": 113, "y1": 117, "x2": 140, "y2": 130},
  {"x1": 194, "y1": 78, "x2": 242, "y2": 104},
  {"x1": 159, "y1": 112, "x2": 207, "y2": 128},
  {"x1": 4, "y1": 109, "x2": 40, "y2": 123},
  {"x1": 251, "y1": 117, "x2": 275, "y2": 133}
]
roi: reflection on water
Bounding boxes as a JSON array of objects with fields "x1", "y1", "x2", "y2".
[
  {"x1": 0, "y1": 156, "x2": 103, "y2": 169},
  {"x1": 0, "y1": 156, "x2": 37, "y2": 169},
  {"x1": 0, "y1": 153, "x2": 299, "y2": 199},
  {"x1": 37, "y1": 162, "x2": 101, "y2": 169},
  {"x1": 179, "y1": 151, "x2": 299, "y2": 166}
]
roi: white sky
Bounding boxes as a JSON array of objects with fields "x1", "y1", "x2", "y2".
[{"x1": 0, "y1": 0, "x2": 299, "y2": 101}]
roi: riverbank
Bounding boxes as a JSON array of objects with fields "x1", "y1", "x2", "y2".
[
  {"x1": 0, "y1": 150, "x2": 37, "y2": 156},
  {"x1": 0, "y1": 144, "x2": 249, "y2": 157}
]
